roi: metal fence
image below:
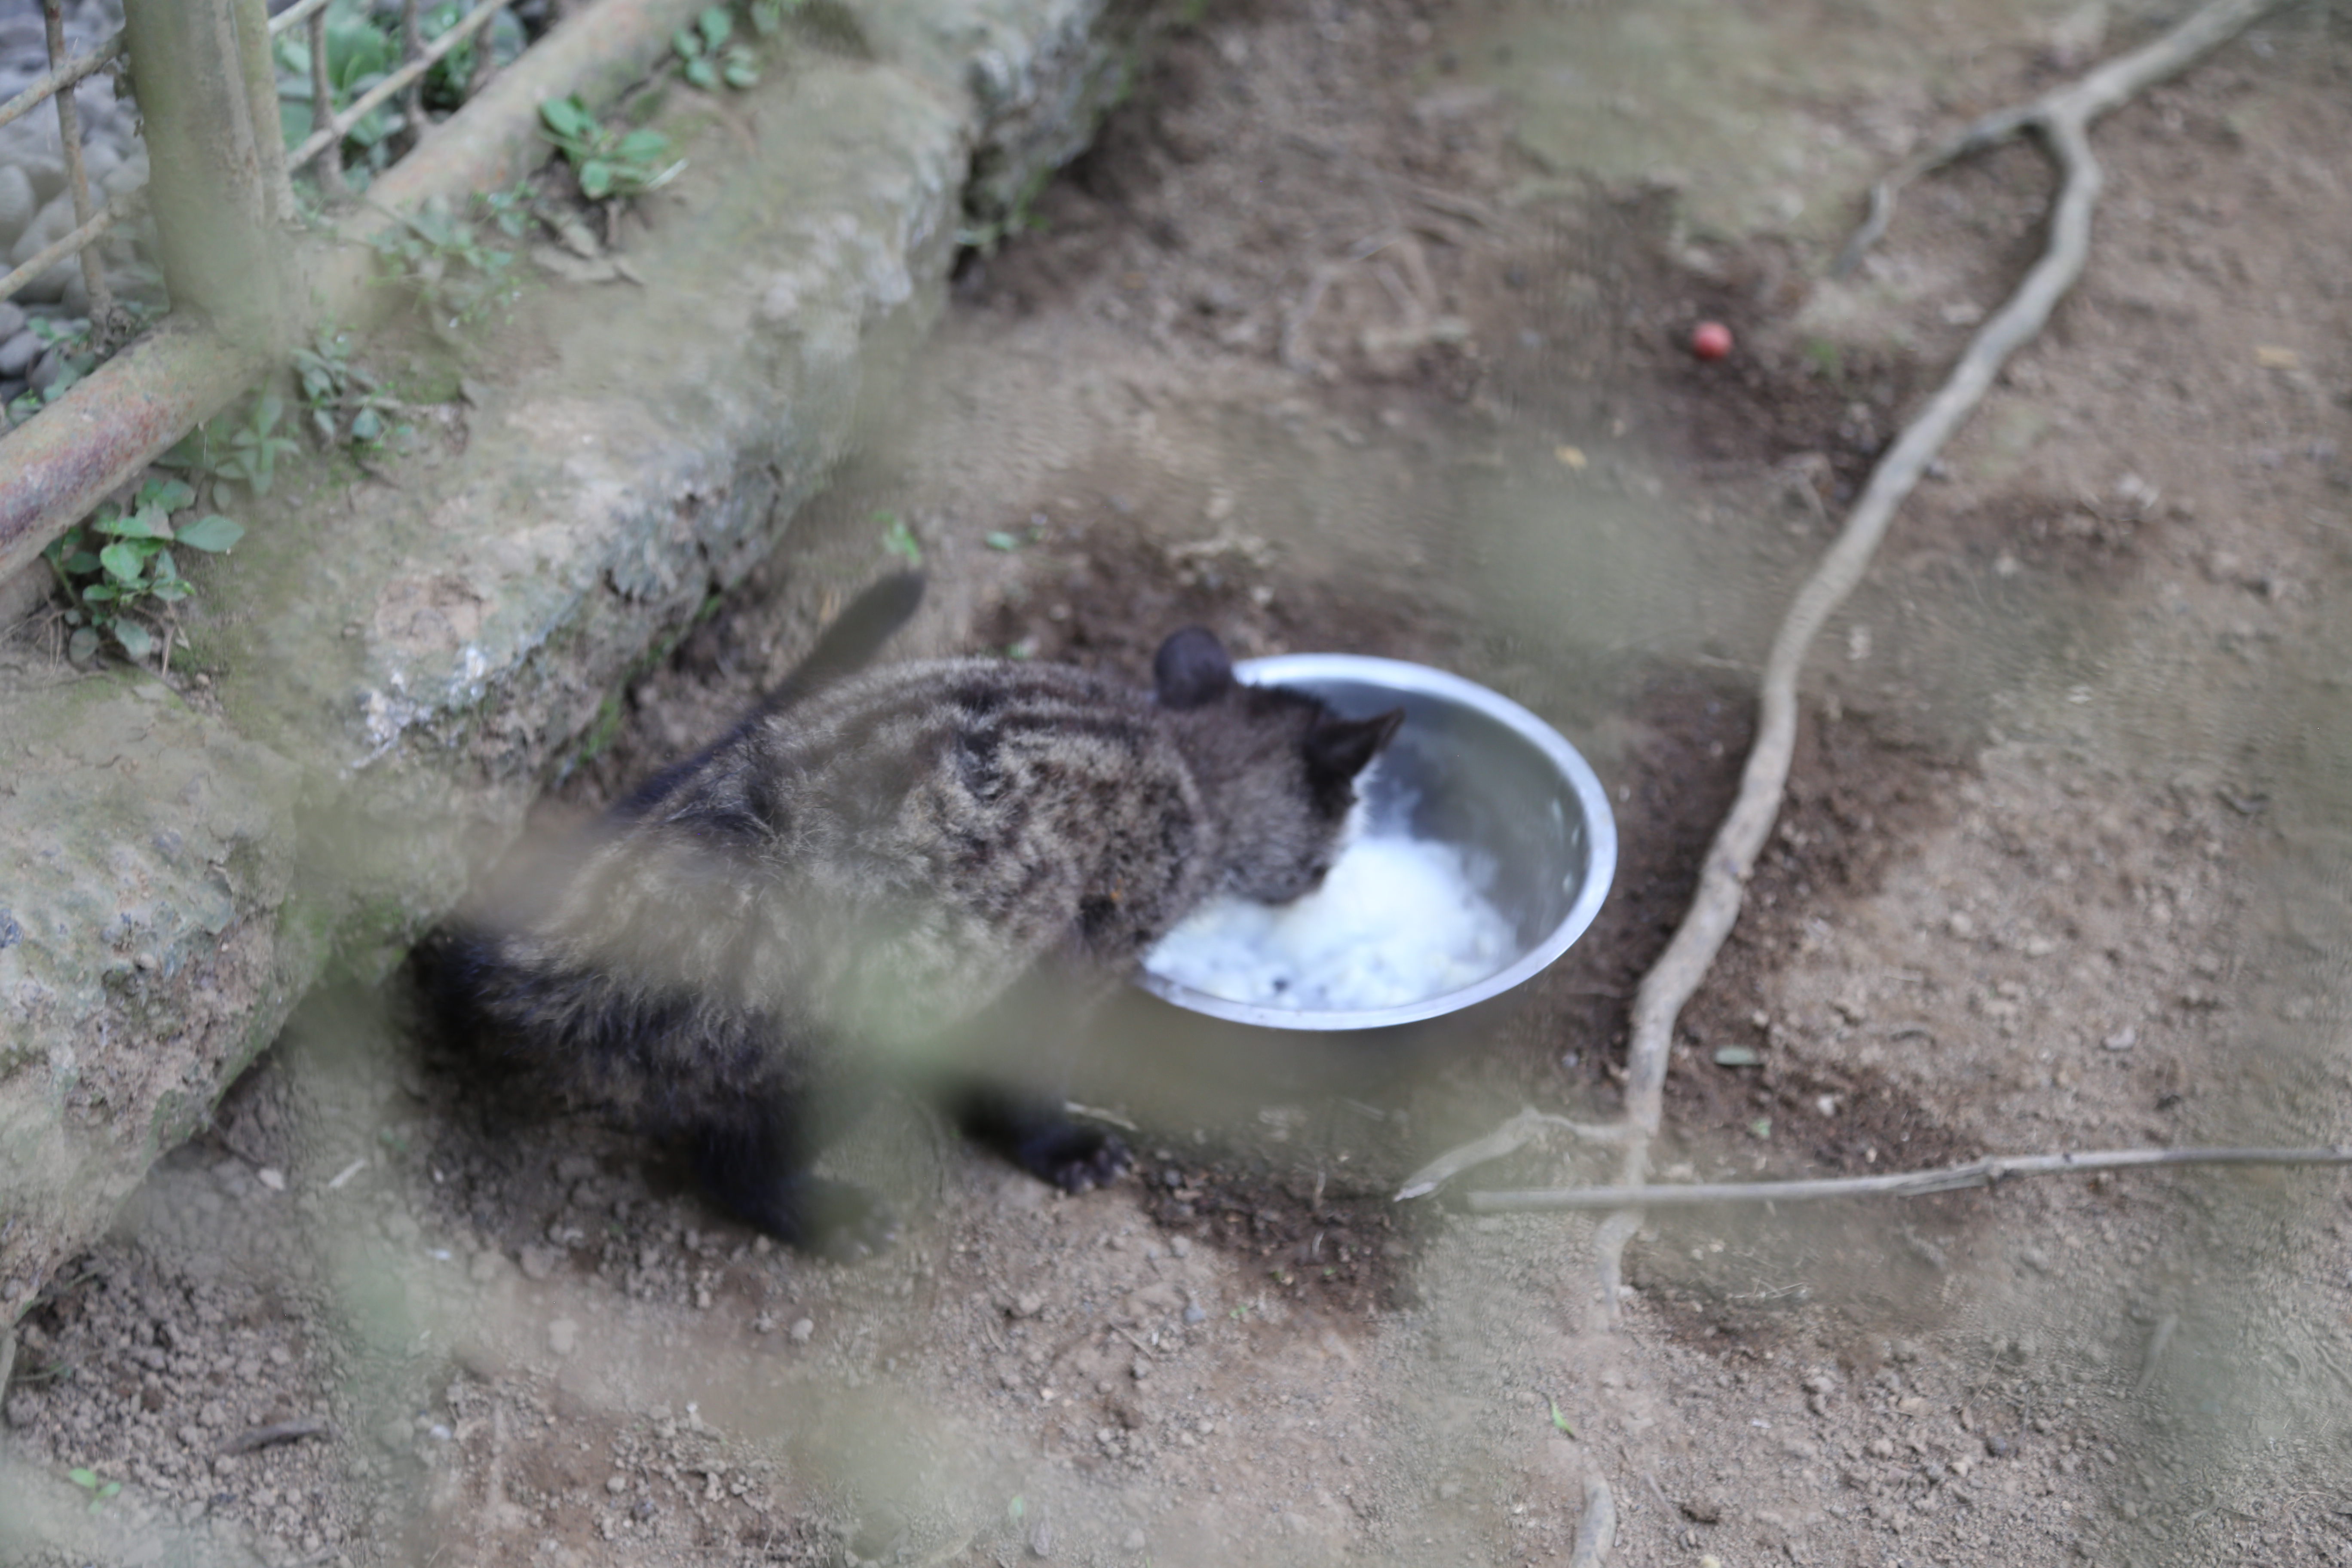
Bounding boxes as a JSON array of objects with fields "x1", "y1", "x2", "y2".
[{"x1": 0, "y1": 0, "x2": 694, "y2": 588}]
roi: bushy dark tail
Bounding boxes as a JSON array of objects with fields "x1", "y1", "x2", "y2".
[
  {"x1": 614, "y1": 571, "x2": 925, "y2": 820},
  {"x1": 751, "y1": 570, "x2": 925, "y2": 719}
]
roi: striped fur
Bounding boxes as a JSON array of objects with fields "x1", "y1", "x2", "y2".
[{"x1": 429, "y1": 591, "x2": 1398, "y2": 1256}]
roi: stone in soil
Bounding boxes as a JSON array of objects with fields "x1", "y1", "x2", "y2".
[{"x1": 0, "y1": 327, "x2": 38, "y2": 378}]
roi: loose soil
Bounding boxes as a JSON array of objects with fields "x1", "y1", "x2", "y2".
[{"x1": 9, "y1": 1, "x2": 2352, "y2": 1565}]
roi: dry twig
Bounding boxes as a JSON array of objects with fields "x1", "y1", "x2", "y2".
[
  {"x1": 220, "y1": 1414, "x2": 335, "y2": 1455},
  {"x1": 1398, "y1": 0, "x2": 2284, "y2": 1327}
]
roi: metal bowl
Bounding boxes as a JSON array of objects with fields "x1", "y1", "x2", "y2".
[{"x1": 1111, "y1": 654, "x2": 1615, "y2": 1097}]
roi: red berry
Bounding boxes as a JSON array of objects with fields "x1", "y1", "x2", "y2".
[{"x1": 1690, "y1": 321, "x2": 1733, "y2": 361}]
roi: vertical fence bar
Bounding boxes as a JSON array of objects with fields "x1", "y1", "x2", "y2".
[
  {"x1": 39, "y1": 0, "x2": 115, "y2": 331},
  {"x1": 306, "y1": 7, "x2": 351, "y2": 202},
  {"x1": 401, "y1": 0, "x2": 424, "y2": 149},
  {"x1": 232, "y1": 0, "x2": 296, "y2": 226},
  {"x1": 467, "y1": 16, "x2": 498, "y2": 99},
  {"x1": 116, "y1": 0, "x2": 285, "y2": 352}
]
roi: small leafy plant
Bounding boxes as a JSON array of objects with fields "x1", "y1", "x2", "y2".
[
  {"x1": 415, "y1": 0, "x2": 526, "y2": 112},
  {"x1": 674, "y1": 6, "x2": 760, "y2": 90},
  {"x1": 370, "y1": 190, "x2": 529, "y2": 327},
  {"x1": 271, "y1": 1, "x2": 527, "y2": 190},
  {"x1": 878, "y1": 510, "x2": 921, "y2": 567},
  {"x1": 4, "y1": 316, "x2": 98, "y2": 425},
  {"x1": 984, "y1": 516, "x2": 1045, "y2": 552},
  {"x1": 293, "y1": 330, "x2": 404, "y2": 450},
  {"x1": 44, "y1": 476, "x2": 244, "y2": 665},
  {"x1": 273, "y1": 0, "x2": 399, "y2": 181},
  {"x1": 160, "y1": 393, "x2": 301, "y2": 497},
  {"x1": 955, "y1": 162, "x2": 1055, "y2": 255},
  {"x1": 67, "y1": 1467, "x2": 122, "y2": 1513},
  {"x1": 748, "y1": 0, "x2": 802, "y2": 34},
  {"x1": 539, "y1": 96, "x2": 680, "y2": 201}
]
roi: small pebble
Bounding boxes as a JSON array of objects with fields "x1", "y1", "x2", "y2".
[
  {"x1": 788, "y1": 1318, "x2": 815, "y2": 1343},
  {"x1": 0, "y1": 329, "x2": 39, "y2": 379},
  {"x1": 547, "y1": 1317, "x2": 579, "y2": 1356}
]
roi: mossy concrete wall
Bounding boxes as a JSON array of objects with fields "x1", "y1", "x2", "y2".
[{"x1": 0, "y1": 0, "x2": 1141, "y2": 1320}]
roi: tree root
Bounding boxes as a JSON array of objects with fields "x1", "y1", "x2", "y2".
[
  {"x1": 1567, "y1": 1473, "x2": 1616, "y2": 1568},
  {"x1": 1465, "y1": 1146, "x2": 2352, "y2": 1212},
  {"x1": 1396, "y1": 0, "x2": 2285, "y2": 1332}
]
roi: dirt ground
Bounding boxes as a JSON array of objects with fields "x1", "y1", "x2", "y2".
[{"x1": 7, "y1": 0, "x2": 2352, "y2": 1564}]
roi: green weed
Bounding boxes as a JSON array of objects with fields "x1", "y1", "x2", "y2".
[
  {"x1": 674, "y1": 6, "x2": 761, "y2": 90},
  {"x1": 3, "y1": 316, "x2": 98, "y2": 426},
  {"x1": 66, "y1": 1467, "x2": 122, "y2": 1513},
  {"x1": 539, "y1": 96, "x2": 680, "y2": 202},
  {"x1": 44, "y1": 476, "x2": 244, "y2": 666},
  {"x1": 878, "y1": 510, "x2": 922, "y2": 567},
  {"x1": 956, "y1": 161, "x2": 1054, "y2": 255},
  {"x1": 748, "y1": 0, "x2": 802, "y2": 34},
  {"x1": 293, "y1": 330, "x2": 408, "y2": 452},
  {"x1": 159, "y1": 393, "x2": 300, "y2": 498},
  {"x1": 1801, "y1": 336, "x2": 1845, "y2": 386},
  {"x1": 272, "y1": 0, "x2": 527, "y2": 192},
  {"x1": 369, "y1": 190, "x2": 528, "y2": 328}
]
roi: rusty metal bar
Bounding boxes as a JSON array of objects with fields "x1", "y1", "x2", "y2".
[
  {"x1": 119, "y1": 0, "x2": 282, "y2": 348},
  {"x1": 305, "y1": 6, "x2": 351, "y2": 200},
  {"x1": 467, "y1": 14, "x2": 499, "y2": 98},
  {"x1": 401, "y1": 0, "x2": 425, "y2": 148},
  {"x1": 266, "y1": 0, "x2": 335, "y2": 36},
  {"x1": 0, "y1": 30, "x2": 119, "y2": 134},
  {"x1": 0, "y1": 323, "x2": 267, "y2": 586},
  {"x1": 41, "y1": 0, "x2": 116, "y2": 328},
  {"x1": 0, "y1": 193, "x2": 129, "y2": 306},
  {"x1": 0, "y1": 0, "x2": 705, "y2": 591}
]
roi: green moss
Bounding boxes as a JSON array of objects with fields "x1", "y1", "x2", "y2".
[
  {"x1": 147, "y1": 1087, "x2": 204, "y2": 1156},
  {"x1": 570, "y1": 589, "x2": 724, "y2": 769}
]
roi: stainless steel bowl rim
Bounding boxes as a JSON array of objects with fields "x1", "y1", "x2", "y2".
[{"x1": 1136, "y1": 653, "x2": 1618, "y2": 1032}]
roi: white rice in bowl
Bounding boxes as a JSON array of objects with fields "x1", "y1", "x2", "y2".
[{"x1": 1144, "y1": 833, "x2": 1519, "y2": 1011}]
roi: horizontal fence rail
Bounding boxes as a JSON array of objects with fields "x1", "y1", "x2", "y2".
[
  {"x1": 0, "y1": 0, "x2": 705, "y2": 591},
  {"x1": 277, "y1": 0, "x2": 518, "y2": 190}
]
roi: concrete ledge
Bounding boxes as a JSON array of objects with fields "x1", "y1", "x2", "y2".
[{"x1": 0, "y1": 0, "x2": 1142, "y2": 1318}]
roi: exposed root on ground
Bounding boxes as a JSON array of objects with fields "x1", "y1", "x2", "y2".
[
  {"x1": 1462, "y1": 1145, "x2": 2352, "y2": 1212},
  {"x1": 1567, "y1": 1474, "x2": 1616, "y2": 1568},
  {"x1": 1395, "y1": 0, "x2": 2284, "y2": 1348}
]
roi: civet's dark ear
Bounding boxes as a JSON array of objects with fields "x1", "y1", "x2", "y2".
[
  {"x1": 1153, "y1": 627, "x2": 1234, "y2": 709},
  {"x1": 1305, "y1": 708, "x2": 1404, "y2": 784}
]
